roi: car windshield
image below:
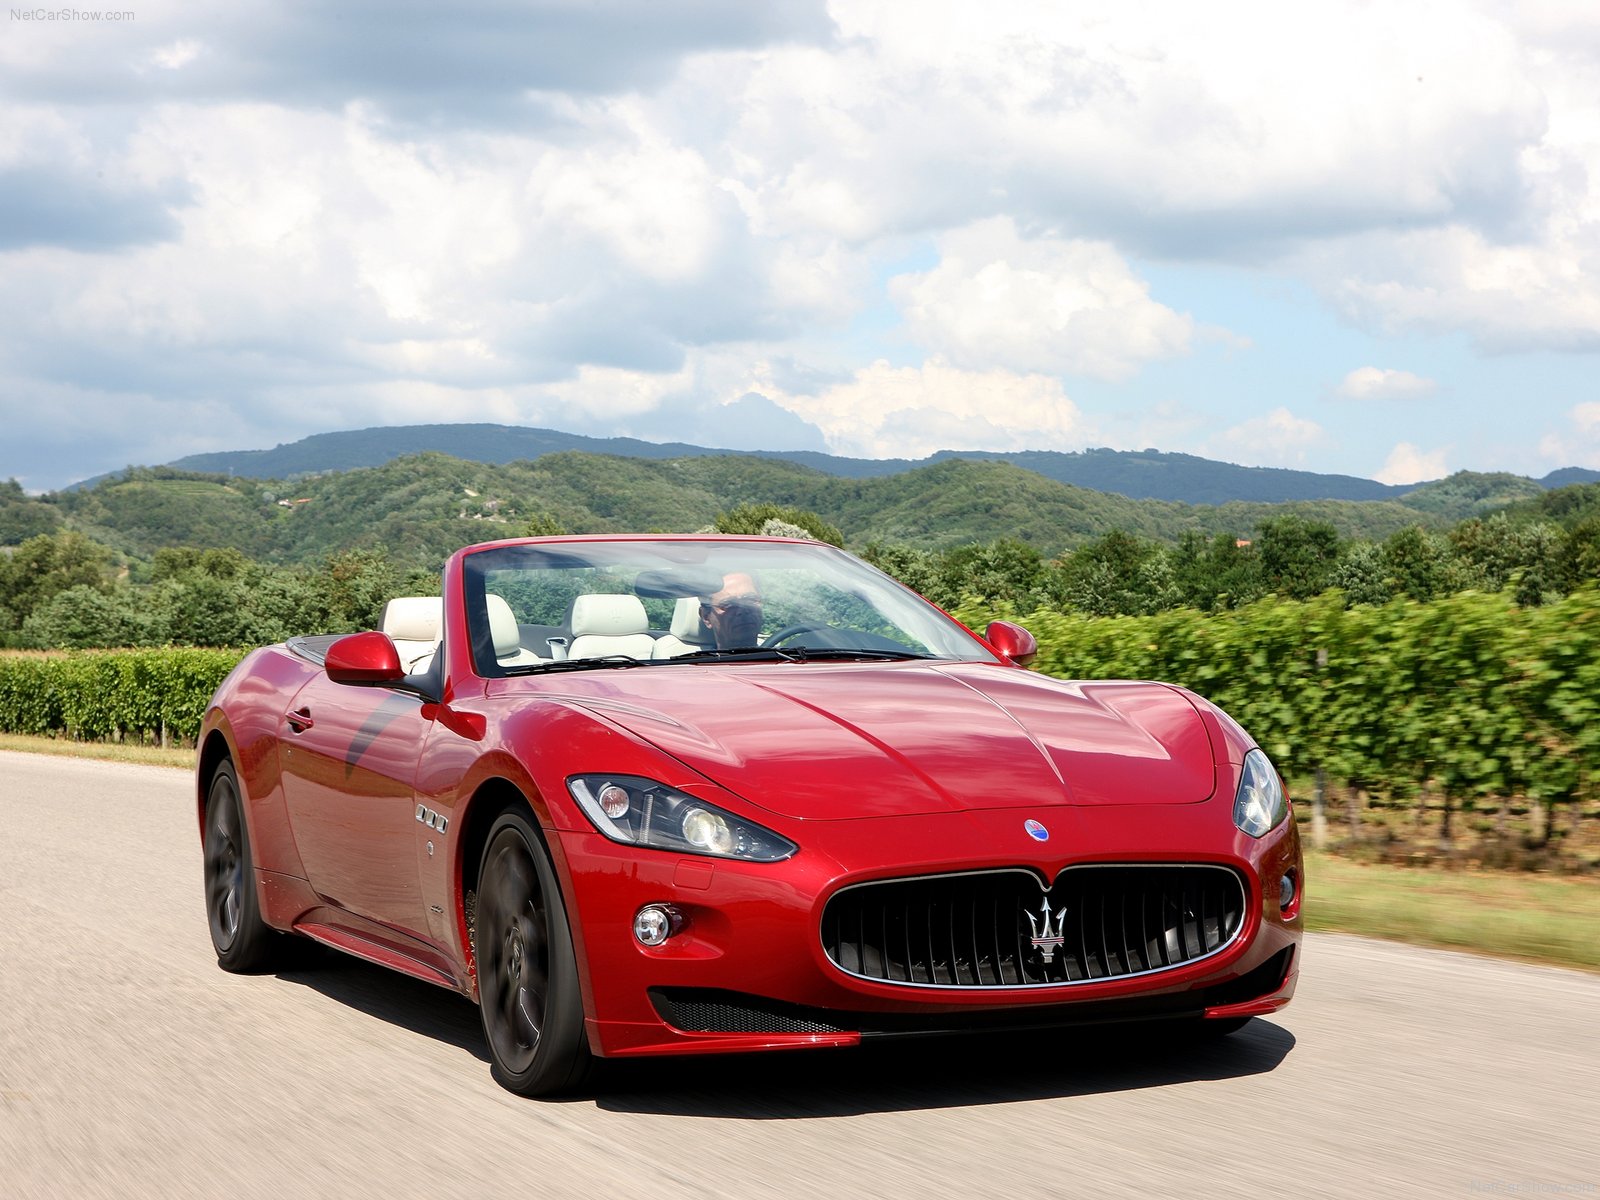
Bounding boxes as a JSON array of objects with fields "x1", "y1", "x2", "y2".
[{"x1": 461, "y1": 538, "x2": 997, "y2": 676}]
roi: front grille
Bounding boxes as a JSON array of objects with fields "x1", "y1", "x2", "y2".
[{"x1": 821, "y1": 865, "x2": 1246, "y2": 989}]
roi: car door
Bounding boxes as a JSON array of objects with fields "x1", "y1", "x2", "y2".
[{"x1": 278, "y1": 671, "x2": 434, "y2": 934}]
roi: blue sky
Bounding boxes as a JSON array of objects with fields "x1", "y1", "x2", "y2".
[{"x1": 2, "y1": 0, "x2": 1599, "y2": 491}]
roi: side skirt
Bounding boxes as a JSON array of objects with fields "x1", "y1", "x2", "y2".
[{"x1": 290, "y1": 910, "x2": 470, "y2": 995}]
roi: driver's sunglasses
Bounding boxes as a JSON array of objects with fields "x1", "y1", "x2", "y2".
[{"x1": 702, "y1": 593, "x2": 762, "y2": 616}]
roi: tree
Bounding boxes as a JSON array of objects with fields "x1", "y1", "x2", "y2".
[
  {"x1": 1168, "y1": 531, "x2": 1265, "y2": 611},
  {"x1": 0, "y1": 531, "x2": 114, "y2": 635},
  {"x1": 1055, "y1": 530, "x2": 1177, "y2": 616},
  {"x1": 1256, "y1": 515, "x2": 1342, "y2": 600},
  {"x1": 859, "y1": 542, "x2": 950, "y2": 606},
  {"x1": 714, "y1": 503, "x2": 844, "y2": 547},
  {"x1": 1382, "y1": 526, "x2": 1452, "y2": 602},
  {"x1": 1329, "y1": 542, "x2": 1391, "y2": 606},
  {"x1": 1449, "y1": 514, "x2": 1563, "y2": 602},
  {"x1": 523, "y1": 512, "x2": 568, "y2": 537},
  {"x1": 0, "y1": 479, "x2": 61, "y2": 545},
  {"x1": 19, "y1": 584, "x2": 152, "y2": 649},
  {"x1": 156, "y1": 574, "x2": 258, "y2": 646},
  {"x1": 1561, "y1": 516, "x2": 1600, "y2": 591},
  {"x1": 314, "y1": 548, "x2": 414, "y2": 631}
]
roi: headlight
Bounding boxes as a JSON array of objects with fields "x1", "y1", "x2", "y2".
[
  {"x1": 567, "y1": 775, "x2": 797, "y2": 862},
  {"x1": 1233, "y1": 748, "x2": 1288, "y2": 838}
]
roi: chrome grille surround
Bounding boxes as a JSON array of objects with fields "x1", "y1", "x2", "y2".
[{"x1": 820, "y1": 863, "x2": 1248, "y2": 990}]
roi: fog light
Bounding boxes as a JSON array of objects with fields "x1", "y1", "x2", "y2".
[
  {"x1": 1279, "y1": 872, "x2": 1296, "y2": 911},
  {"x1": 633, "y1": 903, "x2": 681, "y2": 947}
]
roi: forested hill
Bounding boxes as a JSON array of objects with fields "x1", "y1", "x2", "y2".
[
  {"x1": 148, "y1": 422, "x2": 1600, "y2": 505},
  {"x1": 12, "y1": 451, "x2": 1575, "y2": 571}
]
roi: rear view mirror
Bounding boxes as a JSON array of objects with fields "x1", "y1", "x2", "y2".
[
  {"x1": 985, "y1": 620, "x2": 1038, "y2": 668},
  {"x1": 325, "y1": 631, "x2": 405, "y2": 685}
]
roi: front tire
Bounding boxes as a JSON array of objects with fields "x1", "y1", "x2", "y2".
[
  {"x1": 476, "y1": 808, "x2": 591, "y2": 1096},
  {"x1": 203, "y1": 759, "x2": 281, "y2": 972}
]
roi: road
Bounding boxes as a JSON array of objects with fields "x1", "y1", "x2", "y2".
[{"x1": 1, "y1": 750, "x2": 1595, "y2": 1200}]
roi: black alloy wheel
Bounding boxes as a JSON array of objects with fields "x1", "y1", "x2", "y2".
[
  {"x1": 476, "y1": 808, "x2": 591, "y2": 1096},
  {"x1": 203, "y1": 759, "x2": 280, "y2": 972}
]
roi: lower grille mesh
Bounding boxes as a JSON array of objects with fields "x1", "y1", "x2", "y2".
[
  {"x1": 821, "y1": 865, "x2": 1246, "y2": 989},
  {"x1": 651, "y1": 991, "x2": 849, "y2": 1034}
]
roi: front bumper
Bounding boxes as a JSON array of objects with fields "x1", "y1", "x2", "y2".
[{"x1": 554, "y1": 799, "x2": 1303, "y2": 1058}]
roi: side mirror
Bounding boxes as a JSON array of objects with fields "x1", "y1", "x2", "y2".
[
  {"x1": 985, "y1": 620, "x2": 1038, "y2": 668},
  {"x1": 325, "y1": 631, "x2": 405, "y2": 685}
]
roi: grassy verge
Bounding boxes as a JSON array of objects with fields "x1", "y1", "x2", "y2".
[
  {"x1": 0, "y1": 732, "x2": 196, "y2": 770},
  {"x1": 1304, "y1": 851, "x2": 1600, "y2": 973}
]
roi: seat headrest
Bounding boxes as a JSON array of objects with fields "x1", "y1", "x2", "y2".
[
  {"x1": 381, "y1": 597, "x2": 442, "y2": 643},
  {"x1": 569, "y1": 593, "x2": 648, "y2": 639},
  {"x1": 670, "y1": 596, "x2": 712, "y2": 644},
  {"x1": 486, "y1": 593, "x2": 523, "y2": 658}
]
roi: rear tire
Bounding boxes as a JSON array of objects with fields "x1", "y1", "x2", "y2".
[
  {"x1": 476, "y1": 808, "x2": 592, "y2": 1097},
  {"x1": 203, "y1": 759, "x2": 282, "y2": 972}
]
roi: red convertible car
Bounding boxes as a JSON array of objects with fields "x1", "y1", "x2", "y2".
[{"x1": 198, "y1": 535, "x2": 1302, "y2": 1096}]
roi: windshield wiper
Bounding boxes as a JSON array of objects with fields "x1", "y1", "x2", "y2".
[
  {"x1": 781, "y1": 647, "x2": 932, "y2": 662},
  {"x1": 666, "y1": 646, "x2": 931, "y2": 664},
  {"x1": 503, "y1": 654, "x2": 652, "y2": 675},
  {"x1": 667, "y1": 646, "x2": 797, "y2": 664}
]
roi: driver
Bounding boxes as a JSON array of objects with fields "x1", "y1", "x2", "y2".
[{"x1": 700, "y1": 571, "x2": 764, "y2": 649}]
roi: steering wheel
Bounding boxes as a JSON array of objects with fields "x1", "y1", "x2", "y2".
[{"x1": 760, "y1": 622, "x2": 827, "y2": 648}]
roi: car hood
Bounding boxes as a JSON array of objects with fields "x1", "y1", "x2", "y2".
[{"x1": 510, "y1": 661, "x2": 1217, "y2": 822}]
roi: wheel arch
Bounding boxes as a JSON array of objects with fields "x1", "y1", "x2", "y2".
[
  {"x1": 452, "y1": 776, "x2": 572, "y2": 990},
  {"x1": 196, "y1": 727, "x2": 235, "y2": 837}
]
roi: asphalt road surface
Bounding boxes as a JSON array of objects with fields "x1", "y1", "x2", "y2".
[{"x1": 2, "y1": 750, "x2": 1596, "y2": 1200}]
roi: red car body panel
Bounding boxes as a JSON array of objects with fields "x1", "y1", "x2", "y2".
[{"x1": 198, "y1": 535, "x2": 1303, "y2": 1059}]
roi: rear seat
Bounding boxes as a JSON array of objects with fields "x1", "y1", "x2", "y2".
[
  {"x1": 379, "y1": 597, "x2": 442, "y2": 674},
  {"x1": 487, "y1": 594, "x2": 544, "y2": 667},
  {"x1": 568, "y1": 594, "x2": 656, "y2": 660}
]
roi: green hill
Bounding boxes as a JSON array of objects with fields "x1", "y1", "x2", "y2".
[
  {"x1": 21, "y1": 451, "x2": 1463, "y2": 569},
  {"x1": 130, "y1": 421, "x2": 1600, "y2": 506}
]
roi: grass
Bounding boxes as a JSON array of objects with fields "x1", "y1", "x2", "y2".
[
  {"x1": 1304, "y1": 850, "x2": 1600, "y2": 973},
  {"x1": 0, "y1": 732, "x2": 196, "y2": 770},
  {"x1": 1, "y1": 735, "x2": 1595, "y2": 973}
]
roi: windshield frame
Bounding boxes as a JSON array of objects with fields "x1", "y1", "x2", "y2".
[{"x1": 458, "y1": 535, "x2": 999, "y2": 679}]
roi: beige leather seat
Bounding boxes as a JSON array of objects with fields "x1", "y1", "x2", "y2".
[
  {"x1": 487, "y1": 593, "x2": 543, "y2": 667},
  {"x1": 568, "y1": 594, "x2": 656, "y2": 661},
  {"x1": 653, "y1": 596, "x2": 714, "y2": 659},
  {"x1": 379, "y1": 597, "x2": 442, "y2": 674}
]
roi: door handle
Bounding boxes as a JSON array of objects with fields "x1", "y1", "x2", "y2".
[{"x1": 286, "y1": 707, "x2": 315, "y2": 732}]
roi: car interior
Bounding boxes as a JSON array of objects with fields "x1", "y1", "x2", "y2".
[{"x1": 378, "y1": 592, "x2": 716, "y2": 675}]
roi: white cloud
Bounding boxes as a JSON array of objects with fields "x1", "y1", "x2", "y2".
[
  {"x1": 540, "y1": 361, "x2": 698, "y2": 420},
  {"x1": 772, "y1": 357, "x2": 1085, "y2": 459},
  {"x1": 1376, "y1": 442, "x2": 1450, "y2": 485},
  {"x1": 888, "y1": 218, "x2": 1195, "y2": 380},
  {"x1": 1538, "y1": 401, "x2": 1600, "y2": 467},
  {"x1": 1335, "y1": 367, "x2": 1438, "y2": 400},
  {"x1": 712, "y1": 1, "x2": 1547, "y2": 248},
  {"x1": 1304, "y1": 223, "x2": 1600, "y2": 353},
  {"x1": 148, "y1": 40, "x2": 205, "y2": 72},
  {"x1": 6, "y1": 0, "x2": 1600, "y2": 488},
  {"x1": 1207, "y1": 407, "x2": 1328, "y2": 468}
]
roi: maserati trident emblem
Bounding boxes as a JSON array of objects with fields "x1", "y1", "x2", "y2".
[{"x1": 1025, "y1": 897, "x2": 1068, "y2": 963}]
